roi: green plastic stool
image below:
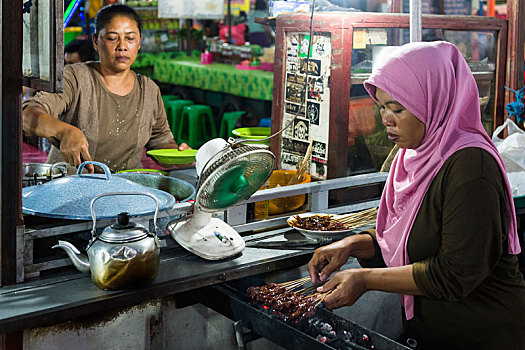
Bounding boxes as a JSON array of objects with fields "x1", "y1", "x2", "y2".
[
  {"x1": 164, "y1": 99, "x2": 194, "y2": 141},
  {"x1": 161, "y1": 94, "x2": 180, "y2": 108},
  {"x1": 178, "y1": 105, "x2": 217, "y2": 148},
  {"x1": 219, "y1": 111, "x2": 245, "y2": 139}
]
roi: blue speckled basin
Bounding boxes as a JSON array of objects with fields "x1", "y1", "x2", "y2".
[
  {"x1": 115, "y1": 173, "x2": 195, "y2": 202},
  {"x1": 22, "y1": 161, "x2": 176, "y2": 220}
]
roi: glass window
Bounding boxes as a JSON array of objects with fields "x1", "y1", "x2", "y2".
[
  {"x1": 347, "y1": 27, "x2": 497, "y2": 175},
  {"x1": 22, "y1": 0, "x2": 63, "y2": 91}
]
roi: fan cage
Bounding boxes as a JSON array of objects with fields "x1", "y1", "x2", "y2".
[{"x1": 196, "y1": 146, "x2": 275, "y2": 212}]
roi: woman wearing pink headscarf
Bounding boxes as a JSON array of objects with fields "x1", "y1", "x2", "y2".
[{"x1": 308, "y1": 41, "x2": 525, "y2": 349}]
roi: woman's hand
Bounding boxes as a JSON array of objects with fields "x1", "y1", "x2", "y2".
[
  {"x1": 150, "y1": 142, "x2": 194, "y2": 169},
  {"x1": 307, "y1": 234, "x2": 375, "y2": 284},
  {"x1": 317, "y1": 269, "x2": 369, "y2": 309},
  {"x1": 308, "y1": 239, "x2": 353, "y2": 284},
  {"x1": 23, "y1": 106, "x2": 94, "y2": 173},
  {"x1": 59, "y1": 125, "x2": 93, "y2": 173},
  {"x1": 317, "y1": 265, "x2": 423, "y2": 310},
  {"x1": 177, "y1": 143, "x2": 191, "y2": 151}
]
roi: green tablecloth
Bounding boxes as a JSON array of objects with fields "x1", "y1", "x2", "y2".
[{"x1": 133, "y1": 53, "x2": 274, "y2": 101}]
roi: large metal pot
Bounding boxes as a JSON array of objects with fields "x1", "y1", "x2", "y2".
[
  {"x1": 22, "y1": 162, "x2": 68, "y2": 187},
  {"x1": 22, "y1": 161, "x2": 176, "y2": 220}
]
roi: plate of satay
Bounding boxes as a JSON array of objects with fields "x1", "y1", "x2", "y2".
[{"x1": 287, "y1": 207, "x2": 377, "y2": 241}]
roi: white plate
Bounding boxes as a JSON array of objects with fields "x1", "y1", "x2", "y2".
[{"x1": 287, "y1": 213, "x2": 374, "y2": 241}]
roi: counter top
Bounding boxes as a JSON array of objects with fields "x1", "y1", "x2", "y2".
[{"x1": 0, "y1": 228, "x2": 312, "y2": 334}]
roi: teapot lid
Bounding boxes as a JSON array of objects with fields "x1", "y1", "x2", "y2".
[{"x1": 99, "y1": 212, "x2": 150, "y2": 243}]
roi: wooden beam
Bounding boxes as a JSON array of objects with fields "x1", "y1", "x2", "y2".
[
  {"x1": 505, "y1": 0, "x2": 525, "y2": 124},
  {"x1": 1, "y1": 0, "x2": 23, "y2": 286}
]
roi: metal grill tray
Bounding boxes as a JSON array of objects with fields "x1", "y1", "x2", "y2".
[{"x1": 199, "y1": 277, "x2": 410, "y2": 350}]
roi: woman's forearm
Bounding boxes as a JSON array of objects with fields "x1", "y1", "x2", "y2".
[
  {"x1": 346, "y1": 233, "x2": 376, "y2": 260},
  {"x1": 23, "y1": 106, "x2": 73, "y2": 142},
  {"x1": 363, "y1": 265, "x2": 423, "y2": 295}
]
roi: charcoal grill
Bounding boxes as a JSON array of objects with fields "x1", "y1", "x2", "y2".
[{"x1": 197, "y1": 276, "x2": 410, "y2": 350}]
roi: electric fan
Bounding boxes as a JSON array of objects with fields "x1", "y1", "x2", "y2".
[{"x1": 167, "y1": 138, "x2": 276, "y2": 260}]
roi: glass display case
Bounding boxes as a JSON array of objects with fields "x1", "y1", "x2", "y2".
[{"x1": 270, "y1": 12, "x2": 507, "y2": 185}]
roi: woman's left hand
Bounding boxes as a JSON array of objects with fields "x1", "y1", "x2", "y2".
[
  {"x1": 317, "y1": 269, "x2": 369, "y2": 309},
  {"x1": 177, "y1": 143, "x2": 191, "y2": 151}
]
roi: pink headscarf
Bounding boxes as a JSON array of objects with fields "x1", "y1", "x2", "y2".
[{"x1": 363, "y1": 41, "x2": 520, "y2": 320}]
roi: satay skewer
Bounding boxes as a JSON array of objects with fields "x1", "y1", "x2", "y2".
[
  {"x1": 277, "y1": 276, "x2": 311, "y2": 288},
  {"x1": 334, "y1": 207, "x2": 378, "y2": 225}
]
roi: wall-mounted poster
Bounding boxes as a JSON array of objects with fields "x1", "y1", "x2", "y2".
[
  {"x1": 280, "y1": 32, "x2": 331, "y2": 180},
  {"x1": 158, "y1": 0, "x2": 224, "y2": 19}
]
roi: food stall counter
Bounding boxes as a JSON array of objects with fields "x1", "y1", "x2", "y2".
[{"x1": 0, "y1": 228, "x2": 311, "y2": 335}]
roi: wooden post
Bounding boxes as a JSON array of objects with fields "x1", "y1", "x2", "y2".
[
  {"x1": 1, "y1": 0, "x2": 23, "y2": 287},
  {"x1": 227, "y1": 0, "x2": 232, "y2": 43},
  {"x1": 409, "y1": 0, "x2": 422, "y2": 42},
  {"x1": 505, "y1": 0, "x2": 525, "y2": 127}
]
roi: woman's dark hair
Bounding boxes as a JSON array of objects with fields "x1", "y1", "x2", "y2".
[{"x1": 94, "y1": 4, "x2": 142, "y2": 37}]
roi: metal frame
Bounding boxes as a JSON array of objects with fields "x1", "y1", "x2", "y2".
[
  {"x1": 21, "y1": 0, "x2": 63, "y2": 92},
  {"x1": 270, "y1": 12, "x2": 508, "y2": 182}
]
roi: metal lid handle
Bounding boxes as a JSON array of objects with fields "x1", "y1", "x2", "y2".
[
  {"x1": 50, "y1": 162, "x2": 69, "y2": 178},
  {"x1": 77, "y1": 161, "x2": 111, "y2": 180},
  {"x1": 90, "y1": 192, "x2": 160, "y2": 237}
]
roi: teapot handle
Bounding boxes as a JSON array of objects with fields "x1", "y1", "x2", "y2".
[{"x1": 90, "y1": 192, "x2": 160, "y2": 237}]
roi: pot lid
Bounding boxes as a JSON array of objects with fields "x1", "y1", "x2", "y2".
[
  {"x1": 22, "y1": 161, "x2": 176, "y2": 220},
  {"x1": 99, "y1": 212, "x2": 149, "y2": 243}
]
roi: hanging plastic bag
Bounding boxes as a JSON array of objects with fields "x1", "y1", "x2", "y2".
[{"x1": 492, "y1": 118, "x2": 525, "y2": 196}]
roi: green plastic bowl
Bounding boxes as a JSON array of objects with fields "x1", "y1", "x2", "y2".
[
  {"x1": 232, "y1": 127, "x2": 271, "y2": 145},
  {"x1": 146, "y1": 149, "x2": 198, "y2": 165}
]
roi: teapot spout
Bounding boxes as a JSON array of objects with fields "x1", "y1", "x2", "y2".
[{"x1": 52, "y1": 240, "x2": 90, "y2": 273}]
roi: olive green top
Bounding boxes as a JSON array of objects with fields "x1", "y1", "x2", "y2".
[
  {"x1": 360, "y1": 147, "x2": 525, "y2": 349},
  {"x1": 23, "y1": 62, "x2": 174, "y2": 172}
]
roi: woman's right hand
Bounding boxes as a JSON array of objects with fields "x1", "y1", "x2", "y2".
[
  {"x1": 307, "y1": 238, "x2": 353, "y2": 284},
  {"x1": 23, "y1": 106, "x2": 94, "y2": 173},
  {"x1": 307, "y1": 233, "x2": 376, "y2": 284},
  {"x1": 58, "y1": 125, "x2": 94, "y2": 173}
]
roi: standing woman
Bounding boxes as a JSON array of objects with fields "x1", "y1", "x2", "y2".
[
  {"x1": 23, "y1": 4, "x2": 188, "y2": 173},
  {"x1": 308, "y1": 41, "x2": 525, "y2": 349}
]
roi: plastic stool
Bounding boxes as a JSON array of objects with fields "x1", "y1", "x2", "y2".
[
  {"x1": 178, "y1": 105, "x2": 217, "y2": 148},
  {"x1": 164, "y1": 99, "x2": 194, "y2": 141},
  {"x1": 259, "y1": 117, "x2": 271, "y2": 128},
  {"x1": 219, "y1": 111, "x2": 245, "y2": 139},
  {"x1": 161, "y1": 94, "x2": 180, "y2": 108}
]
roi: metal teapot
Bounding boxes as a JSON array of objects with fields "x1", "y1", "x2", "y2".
[{"x1": 53, "y1": 192, "x2": 161, "y2": 290}]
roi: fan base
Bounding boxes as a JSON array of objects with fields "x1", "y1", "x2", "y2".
[{"x1": 168, "y1": 217, "x2": 245, "y2": 260}]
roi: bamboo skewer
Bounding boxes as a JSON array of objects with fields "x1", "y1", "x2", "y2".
[
  {"x1": 278, "y1": 276, "x2": 311, "y2": 288},
  {"x1": 332, "y1": 207, "x2": 378, "y2": 229},
  {"x1": 268, "y1": 276, "x2": 330, "y2": 309},
  {"x1": 314, "y1": 293, "x2": 327, "y2": 308},
  {"x1": 336, "y1": 207, "x2": 377, "y2": 220}
]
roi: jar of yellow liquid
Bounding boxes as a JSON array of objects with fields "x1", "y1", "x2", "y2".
[{"x1": 254, "y1": 179, "x2": 269, "y2": 219}]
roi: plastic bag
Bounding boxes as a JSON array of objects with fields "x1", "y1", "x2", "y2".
[{"x1": 492, "y1": 118, "x2": 525, "y2": 196}]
